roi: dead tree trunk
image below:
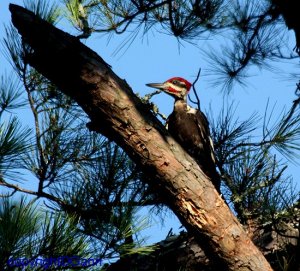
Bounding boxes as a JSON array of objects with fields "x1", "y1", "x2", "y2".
[{"x1": 9, "y1": 4, "x2": 273, "y2": 271}]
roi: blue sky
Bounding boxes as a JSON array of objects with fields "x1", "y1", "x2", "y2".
[{"x1": 1, "y1": 0, "x2": 299, "y2": 245}]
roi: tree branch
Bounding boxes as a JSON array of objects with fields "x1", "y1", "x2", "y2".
[{"x1": 9, "y1": 4, "x2": 272, "y2": 270}]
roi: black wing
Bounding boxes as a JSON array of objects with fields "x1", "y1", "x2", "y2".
[{"x1": 167, "y1": 107, "x2": 220, "y2": 191}]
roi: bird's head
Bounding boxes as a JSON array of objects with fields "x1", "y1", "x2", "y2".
[{"x1": 146, "y1": 77, "x2": 192, "y2": 100}]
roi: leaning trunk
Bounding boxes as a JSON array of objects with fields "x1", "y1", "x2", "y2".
[{"x1": 9, "y1": 4, "x2": 273, "y2": 271}]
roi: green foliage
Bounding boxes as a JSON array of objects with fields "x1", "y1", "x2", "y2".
[
  {"x1": 39, "y1": 212, "x2": 88, "y2": 257},
  {"x1": 0, "y1": 197, "x2": 93, "y2": 270},
  {"x1": 263, "y1": 100, "x2": 300, "y2": 160},
  {"x1": 0, "y1": 197, "x2": 40, "y2": 264},
  {"x1": 23, "y1": 0, "x2": 61, "y2": 24},
  {"x1": 1, "y1": 0, "x2": 156, "y2": 265},
  {"x1": 209, "y1": 100, "x2": 299, "y2": 224},
  {"x1": 0, "y1": 74, "x2": 26, "y2": 115},
  {"x1": 61, "y1": 0, "x2": 297, "y2": 91},
  {"x1": 0, "y1": 117, "x2": 30, "y2": 179},
  {"x1": 2, "y1": 25, "x2": 26, "y2": 77},
  {"x1": 64, "y1": 0, "x2": 225, "y2": 37},
  {"x1": 0, "y1": 72, "x2": 29, "y2": 180}
]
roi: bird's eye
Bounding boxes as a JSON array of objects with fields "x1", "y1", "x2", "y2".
[{"x1": 172, "y1": 80, "x2": 178, "y2": 85}]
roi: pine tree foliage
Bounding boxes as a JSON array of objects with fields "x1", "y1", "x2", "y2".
[
  {"x1": 0, "y1": 197, "x2": 91, "y2": 270},
  {"x1": 0, "y1": 0, "x2": 157, "y2": 268},
  {"x1": 209, "y1": 99, "x2": 300, "y2": 224},
  {"x1": 63, "y1": 0, "x2": 298, "y2": 90},
  {"x1": 0, "y1": 72, "x2": 29, "y2": 180}
]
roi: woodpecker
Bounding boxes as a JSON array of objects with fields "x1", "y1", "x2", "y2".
[{"x1": 146, "y1": 77, "x2": 220, "y2": 192}]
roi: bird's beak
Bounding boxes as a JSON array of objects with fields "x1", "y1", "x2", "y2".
[{"x1": 146, "y1": 83, "x2": 166, "y2": 90}]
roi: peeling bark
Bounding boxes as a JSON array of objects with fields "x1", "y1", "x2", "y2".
[{"x1": 9, "y1": 4, "x2": 273, "y2": 270}]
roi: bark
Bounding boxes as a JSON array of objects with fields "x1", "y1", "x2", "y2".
[
  {"x1": 107, "y1": 221, "x2": 299, "y2": 271},
  {"x1": 106, "y1": 232, "x2": 211, "y2": 271},
  {"x1": 9, "y1": 4, "x2": 273, "y2": 271}
]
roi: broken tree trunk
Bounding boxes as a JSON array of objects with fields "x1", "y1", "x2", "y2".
[{"x1": 9, "y1": 4, "x2": 273, "y2": 271}]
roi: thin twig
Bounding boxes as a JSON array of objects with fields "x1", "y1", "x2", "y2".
[{"x1": 188, "y1": 68, "x2": 202, "y2": 110}]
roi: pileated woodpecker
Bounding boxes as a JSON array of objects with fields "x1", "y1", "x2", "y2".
[{"x1": 146, "y1": 77, "x2": 220, "y2": 192}]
